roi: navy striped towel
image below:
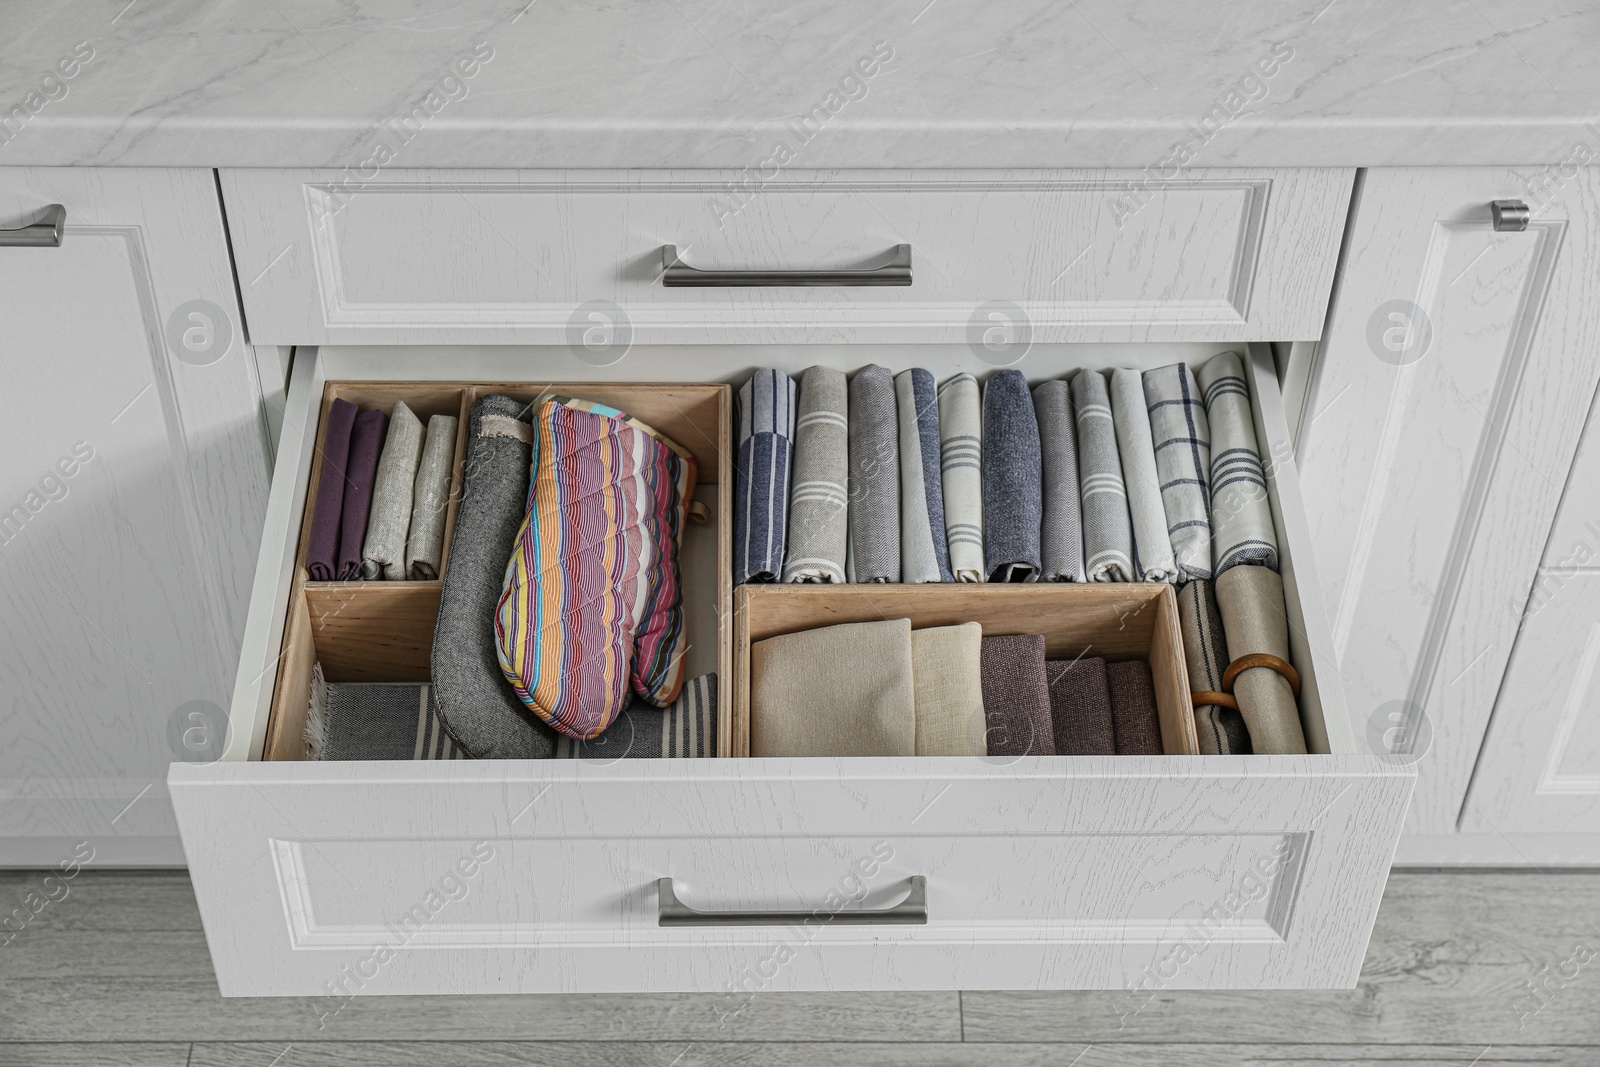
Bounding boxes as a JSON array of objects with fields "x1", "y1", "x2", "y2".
[
  {"x1": 1144, "y1": 363, "x2": 1213, "y2": 582},
  {"x1": 937, "y1": 374, "x2": 985, "y2": 583},
  {"x1": 734, "y1": 370, "x2": 797, "y2": 585},
  {"x1": 1198, "y1": 352, "x2": 1278, "y2": 574},
  {"x1": 896, "y1": 369, "x2": 953, "y2": 583}
]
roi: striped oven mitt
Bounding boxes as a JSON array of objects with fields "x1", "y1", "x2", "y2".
[{"x1": 495, "y1": 397, "x2": 699, "y2": 740}]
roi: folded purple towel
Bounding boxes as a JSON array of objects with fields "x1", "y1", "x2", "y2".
[
  {"x1": 979, "y1": 634, "x2": 1055, "y2": 756},
  {"x1": 1108, "y1": 659, "x2": 1163, "y2": 755},
  {"x1": 307, "y1": 399, "x2": 357, "y2": 581},
  {"x1": 337, "y1": 408, "x2": 388, "y2": 581}
]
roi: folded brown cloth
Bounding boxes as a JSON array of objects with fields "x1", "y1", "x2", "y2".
[
  {"x1": 1215, "y1": 564, "x2": 1308, "y2": 754},
  {"x1": 1108, "y1": 659, "x2": 1163, "y2": 755},
  {"x1": 750, "y1": 619, "x2": 915, "y2": 757},
  {"x1": 1178, "y1": 579, "x2": 1253, "y2": 755},
  {"x1": 912, "y1": 623, "x2": 986, "y2": 756},
  {"x1": 979, "y1": 634, "x2": 1055, "y2": 756},
  {"x1": 1046, "y1": 657, "x2": 1115, "y2": 755}
]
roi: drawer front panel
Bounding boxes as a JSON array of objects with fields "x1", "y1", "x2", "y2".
[
  {"x1": 221, "y1": 169, "x2": 1353, "y2": 346},
  {"x1": 173, "y1": 342, "x2": 1412, "y2": 994},
  {"x1": 172, "y1": 758, "x2": 1411, "y2": 994}
]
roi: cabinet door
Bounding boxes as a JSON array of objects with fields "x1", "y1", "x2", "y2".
[
  {"x1": 1296, "y1": 167, "x2": 1600, "y2": 838},
  {"x1": 0, "y1": 169, "x2": 269, "y2": 865},
  {"x1": 1462, "y1": 399, "x2": 1600, "y2": 835}
]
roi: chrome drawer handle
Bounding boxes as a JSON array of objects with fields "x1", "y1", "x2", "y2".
[
  {"x1": 1490, "y1": 199, "x2": 1529, "y2": 232},
  {"x1": 660, "y1": 243, "x2": 912, "y2": 287},
  {"x1": 0, "y1": 204, "x2": 65, "y2": 247},
  {"x1": 657, "y1": 876, "x2": 927, "y2": 927}
]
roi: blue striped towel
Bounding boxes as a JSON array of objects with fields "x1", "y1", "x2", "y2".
[{"x1": 734, "y1": 370, "x2": 798, "y2": 585}]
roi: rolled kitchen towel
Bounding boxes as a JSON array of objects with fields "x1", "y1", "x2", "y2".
[
  {"x1": 555, "y1": 673, "x2": 718, "y2": 759},
  {"x1": 1107, "y1": 659, "x2": 1163, "y2": 755},
  {"x1": 1198, "y1": 351, "x2": 1279, "y2": 574},
  {"x1": 1070, "y1": 370, "x2": 1135, "y2": 582},
  {"x1": 360, "y1": 401, "x2": 425, "y2": 580},
  {"x1": 1144, "y1": 363, "x2": 1213, "y2": 583},
  {"x1": 1032, "y1": 379, "x2": 1084, "y2": 582},
  {"x1": 431, "y1": 395, "x2": 558, "y2": 760},
  {"x1": 982, "y1": 370, "x2": 1043, "y2": 583},
  {"x1": 911, "y1": 623, "x2": 986, "y2": 756},
  {"x1": 979, "y1": 634, "x2": 1055, "y2": 756},
  {"x1": 307, "y1": 398, "x2": 358, "y2": 581},
  {"x1": 404, "y1": 413, "x2": 458, "y2": 580},
  {"x1": 937, "y1": 373, "x2": 985, "y2": 583},
  {"x1": 896, "y1": 369, "x2": 953, "y2": 584},
  {"x1": 337, "y1": 408, "x2": 388, "y2": 581},
  {"x1": 734, "y1": 369, "x2": 798, "y2": 585},
  {"x1": 306, "y1": 665, "x2": 466, "y2": 761},
  {"x1": 845, "y1": 365, "x2": 900, "y2": 584},
  {"x1": 1178, "y1": 579, "x2": 1252, "y2": 755},
  {"x1": 750, "y1": 618, "x2": 916, "y2": 757},
  {"x1": 1046, "y1": 657, "x2": 1115, "y2": 755},
  {"x1": 1111, "y1": 368, "x2": 1177, "y2": 584},
  {"x1": 782, "y1": 366, "x2": 850, "y2": 584},
  {"x1": 1215, "y1": 564, "x2": 1307, "y2": 754}
]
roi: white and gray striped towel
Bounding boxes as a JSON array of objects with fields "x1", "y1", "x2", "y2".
[
  {"x1": 555, "y1": 673, "x2": 718, "y2": 759},
  {"x1": 1111, "y1": 368, "x2": 1178, "y2": 583},
  {"x1": 1198, "y1": 351, "x2": 1279, "y2": 574},
  {"x1": 937, "y1": 373, "x2": 985, "y2": 583},
  {"x1": 896, "y1": 369, "x2": 953, "y2": 583},
  {"x1": 734, "y1": 369, "x2": 798, "y2": 585},
  {"x1": 782, "y1": 367, "x2": 850, "y2": 583},
  {"x1": 1144, "y1": 363, "x2": 1213, "y2": 583},
  {"x1": 1070, "y1": 370, "x2": 1135, "y2": 582},
  {"x1": 1032, "y1": 379, "x2": 1084, "y2": 582},
  {"x1": 846, "y1": 364, "x2": 900, "y2": 583}
]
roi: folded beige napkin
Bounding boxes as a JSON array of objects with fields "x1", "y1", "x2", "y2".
[
  {"x1": 912, "y1": 623, "x2": 986, "y2": 756},
  {"x1": 750, "y1": 618, "x2": 916, "y2": 757},
  {"x1": 1215, "y1": 564, "x2": 1308, "y2": 754}
]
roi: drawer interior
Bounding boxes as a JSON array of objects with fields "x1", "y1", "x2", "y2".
[{"x1": 234, "y1": 342, "x2": 1350, "y2": 763}]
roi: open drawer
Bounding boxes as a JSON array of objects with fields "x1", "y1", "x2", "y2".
[{"x1": 170, "y1": 342, "x2": 1414, "y2": 995}]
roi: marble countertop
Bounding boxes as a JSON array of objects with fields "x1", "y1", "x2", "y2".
[{"x1": 2, "y1": 0, "x2": 1597, "y2": 170}]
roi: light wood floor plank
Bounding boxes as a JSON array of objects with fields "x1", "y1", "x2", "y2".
[
  {"x1": 181, "y1": 1042, "x2": 1600, "y2": 1067},
  {"x1": 963, "y1": 873, "x2": 1600, "y2": 1046}
]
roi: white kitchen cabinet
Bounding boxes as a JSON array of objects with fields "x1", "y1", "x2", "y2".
[
  {"x1": 1294, "y1": 168, "x2": 1600, "y2": 855},
  {"x1": 169, "y1": 341, "x2": 1414, "y2": 995},
  {"x1": 218, "y1": 168, "x2": 1353, "y2": 347},
  {"x1": 0, "y1": 169, "x2": 270, "y2": 866},
  {"x1": 1460, "y1": 390, "x2": 1600, "y2": 845}
]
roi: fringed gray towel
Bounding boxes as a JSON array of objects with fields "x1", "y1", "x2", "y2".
[{"x1": 306, "y1": 665, "x2": 466, "y2": 760}]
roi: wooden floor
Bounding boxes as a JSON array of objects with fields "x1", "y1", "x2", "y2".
[{"x1": 0, "y1": 870, "x2": 1596, "y2": 1066}]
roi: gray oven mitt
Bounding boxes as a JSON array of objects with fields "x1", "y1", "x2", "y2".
[{"x1": 431, "y1": 394, "x2": 557, "y2": 759}]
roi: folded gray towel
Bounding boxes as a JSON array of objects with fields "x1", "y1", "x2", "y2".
[
  {"x1": 360, "y1": 402, "x2": 422, "y2": 580},
  {"x1": 1032, "y1": 380, "x2": 1084, "y2": 582},
  {"x1": 897, "y1": 369, "x2": 953, "y2": 583},
  {"x1": 981, "y1": 370, "x2": 1042, "y2": 583},
  {"x1": 1144, "y1": 363, "x2": 1213, "y2": 583},
  {"x1": 846, "y1": 365, "x2": 900, "y2": 584},
  {"x1": 555, "y1": 673, "x2": 718, "y2": 759},
  {"x1": 1199, "y1": 351, "x2": 1279, "y2": 574},
  {"x1": 937, "y1": 373, "x2": 985, "y2": 583},
  {"x1": 431, "y1": 395, "x2": 558, "y2": 759},
  {"x1": 306, "y1": 665, "x2": 466, "y2": 760},
  {"x1": 405, "y1": 413, "x2": 458, "y2": 580},
  {"x1": 783, "y1": 366, "x2": 850, "y2": 584},
  {"x1": 1070, "y1": 370, "x2": 1135, "y2": 582},
  {"x1": 1107, "y1": 659, "x2": 1163, "y2": 755}
]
